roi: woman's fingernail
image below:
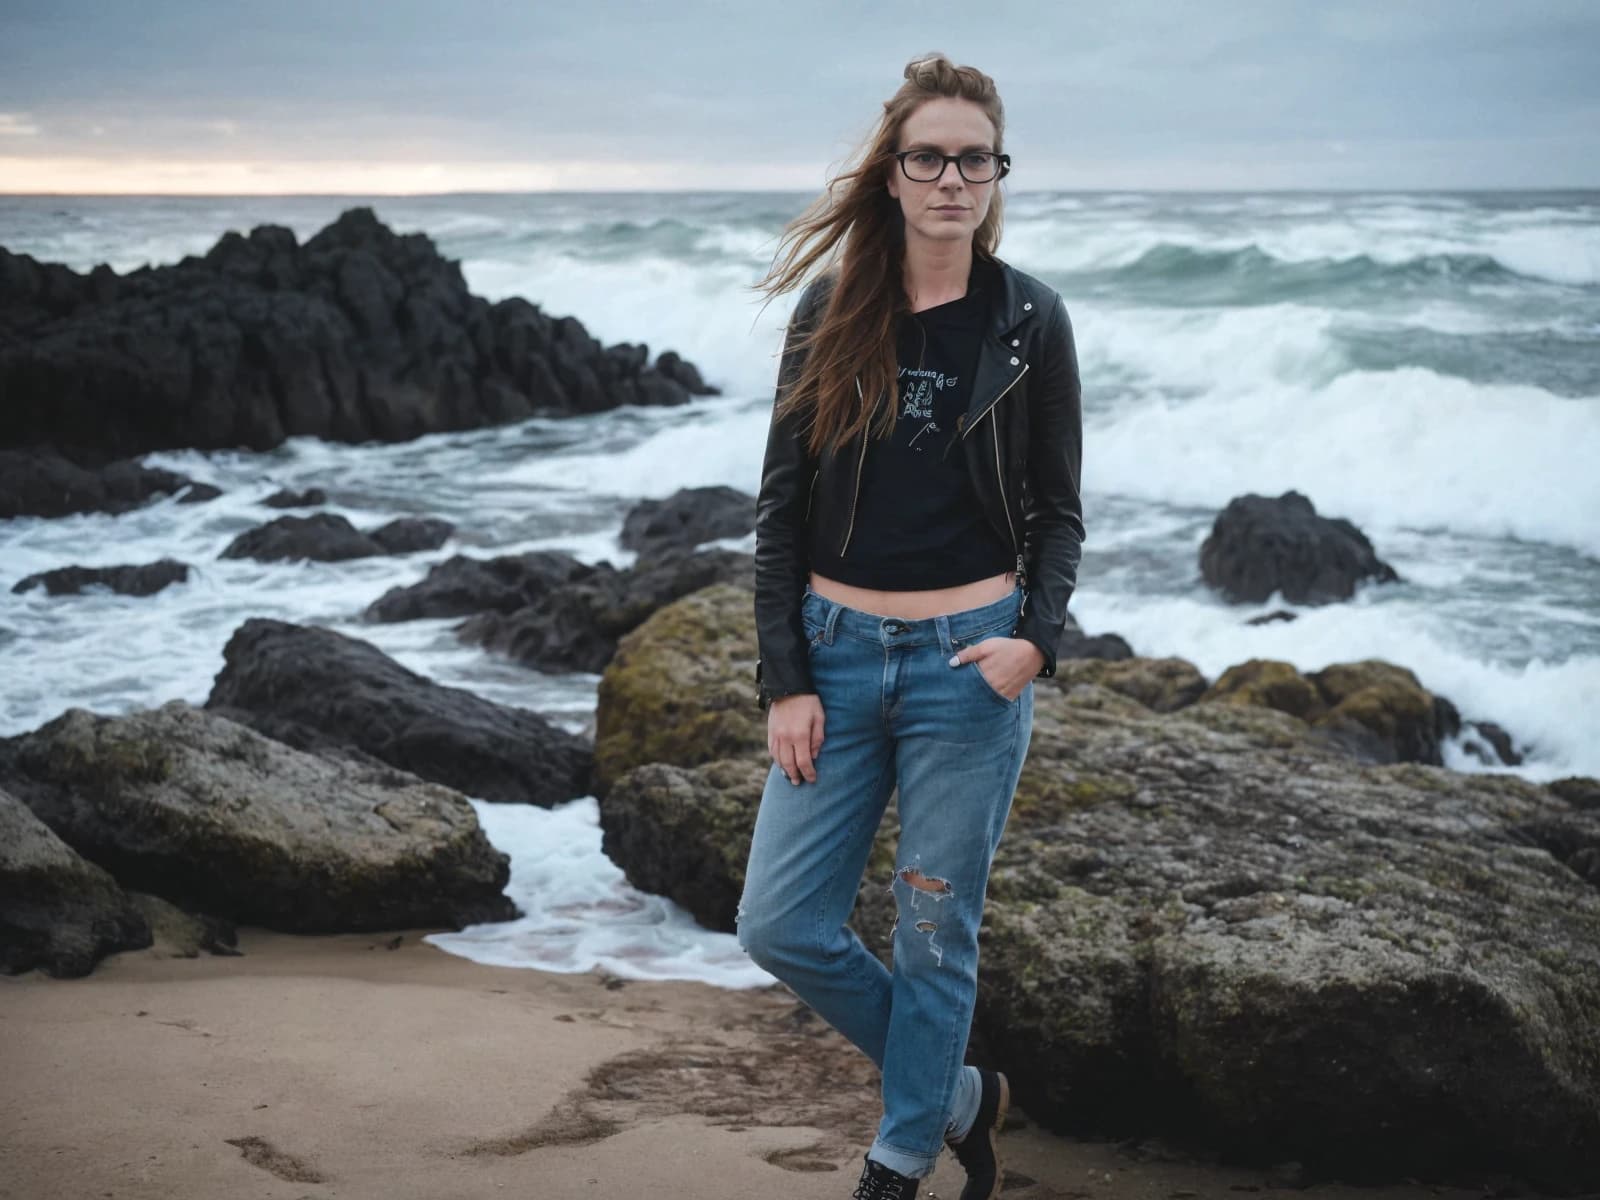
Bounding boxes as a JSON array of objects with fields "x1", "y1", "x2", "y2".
[{"x1": 948, "y1": 654, "x2": 960, "y2": 667}]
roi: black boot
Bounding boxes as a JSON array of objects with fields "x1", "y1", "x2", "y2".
[
  {"x1": 944, "y1": 1067, "x2": 1010, "y2": 1200},
  {"x1": 851, "y1": 1151, "x2": 921, "y2": 1199}
]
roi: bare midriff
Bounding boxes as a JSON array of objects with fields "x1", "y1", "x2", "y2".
[{"x1": 807, "y1": 569, "x2": 1016, "y2": 621}]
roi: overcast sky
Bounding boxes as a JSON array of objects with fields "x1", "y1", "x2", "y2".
[{"x1": 2, "y1": 0, "x2": 1597, "y2": 194}]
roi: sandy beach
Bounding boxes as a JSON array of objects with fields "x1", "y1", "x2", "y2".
[{"x1": 1, "y1": 927, "x2": 1504, "y2": 1200}]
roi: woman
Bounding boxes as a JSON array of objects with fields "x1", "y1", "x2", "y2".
[{"x1": 736, "y1": 53, "x2": 1085, "y2": 1200}]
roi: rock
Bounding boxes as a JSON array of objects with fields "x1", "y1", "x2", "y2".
[
  {"x1": 1199, "y1": 491, "x2": 1400, "y2": 605},
  {"x1": 127, "y1": 891, "x2": 242, "y2": 959},
  {"x1": 461, "y1": 548, "x2": 754, "y2": 676},
  {"x1": 1549, "y1": 777, "x2": 1600, "y2": 811},
  {"x1": 593, "y1": 582, "x2": 767, "y2": 796},
  {"x1": 587, "y1": 583, "x2": 1600, "y2": 1192},
  {"x1": 1200, "y1": 658, "x2": 1458, "y2": 765},
  {"x1": 1055, "y1": 623, "x2": 1135, "y2": 661},
  {"x1": 598, "y1": 758, "x2": 771, "y2": 929},
  {"x1": 0, "y1": 785, "x2": 151, "y2": 977},
  {"x1": 1462, "y1": 720, "x2": 1523, "y2": 766},
  {"x1": 0, "y1": 448, "x2": 213, "y2": 519},
  {"x1": 12, "y1": 558, "x2": 190, "y2": 597},
  {"x1": 1052, "y1": 656, "x2": 1209, "y2": 713},
  {"x1": 0, "y1": 702, "x2": 515, "y2": 935},
  {"x1": 0, "y1": 207, "x2": 720, "y2": 461},
  {"x1": 206, "y1": 618, "x2": 591, "y2": 807},
  {"x1": 263, "y1": 486, "x2": 327, "y2": 508},
  {"x1": 365, "y1": 550, "x2": 594, "y2": 623},
  {"x1": 219, "y1": 512, "x2": 452, "y2": 563},
  {"x1": 367, "y1": 516, "x2": 455, "y2": 555},
  {"x1": 619, "y1": 486, "x2": 755, "y2": 558},
  {"x1": 176, "y1": 482, "x2": 223, "y2": 504}
]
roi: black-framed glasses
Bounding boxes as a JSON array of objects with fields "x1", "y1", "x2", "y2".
[{"x1": 894, "y1": 149, "x2": 1011, "y2": 184}]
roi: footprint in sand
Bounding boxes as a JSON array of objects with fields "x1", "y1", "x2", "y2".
[
  {"x1": 761, "y1": 1142, "x2": 840, "y2": 1173},
  {"x1": 224, "y1": 1135, "x2": 327, "y2": 1183}
]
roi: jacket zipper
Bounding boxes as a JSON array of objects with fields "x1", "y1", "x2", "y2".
[
  {"x1": 839, "y1": 376, "x2": 871, "y2": 556},
  {"x1": 969, "y1": 361, "x2": 1031, "y2": 609}
]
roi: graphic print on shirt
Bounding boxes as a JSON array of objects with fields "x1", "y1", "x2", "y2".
[{"x1": 898, "y1": 364, "x2": 957, "y2": 452}]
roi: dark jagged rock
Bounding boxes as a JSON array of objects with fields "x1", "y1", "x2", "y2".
[
  {"x1": 367, "y1": 516, "x2": 455, "y2": 555},
  {"x1": 1200, "y1": 490, "x2": 1400, "y2": 604},
  {"x1": 0, "y1": 785, "x2": 151, "y2": 977},
  {"x1": 365, "y1": 550, "x2": 595, "y2": 623},
  {"x1": 1463, "y1": 720, "x2": 1524, "y2": 766},
  {"x1": 262, "y1": 486, "x2": 327, "y2": 508},
  {"x1": 1055, "y1": 616, "x2": 1135, "y2": 662},
  {"x1": 588, "y1": 581, "x2": 1600, "y2": 1193},
  {"x1": 460, "y1": 548, "x2": 753, "y2": 676},
  {"x1": 206, "y1": 617, "x2": 591, "y2": 806},
  {"x1": 0, "y1": 207, "x2": 720, "y2": 461},
  {"x1": 619, "y1": 486, "x2": 755, "y2": 558},
  {"x1": 0, "y1": 448, "x2": 215, "y2": 519},
  {"x1": 0, "y1": 703, "x2": 516, "y2": 939},
  {"x1": 12, "y1": 559, "x2": 190, "y2": 597},
  {"x1": 219, "y1": 511, "x2": 452, "y2": 563}
]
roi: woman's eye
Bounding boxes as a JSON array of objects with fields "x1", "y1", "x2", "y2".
[
  {"x1": 964, "y1": 153, "x2": 993, "y2": 169},
  {"x1": 910, "y1": 152, "x2": 940, "y2": 167}
]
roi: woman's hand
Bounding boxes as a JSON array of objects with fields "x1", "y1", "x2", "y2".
[
  {"x1": 769, "y1": 693, "x2": 825, "y2": 784},
  {"x1": 950, "y1": 636, "x2": 1045, "y2": 701}
]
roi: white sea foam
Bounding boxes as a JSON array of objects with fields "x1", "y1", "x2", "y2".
[{"x1": 424, "y1": 796, "x2": 774, "y2": 987}]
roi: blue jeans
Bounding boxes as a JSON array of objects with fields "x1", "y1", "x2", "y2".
[{"x1": 735, "y1": 583, "x2": 1034, "y2": 1179}]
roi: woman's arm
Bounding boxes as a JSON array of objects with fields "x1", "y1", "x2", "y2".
[{"x1": 1015, "y1": 293, "x2": 1086, "y2": 677}]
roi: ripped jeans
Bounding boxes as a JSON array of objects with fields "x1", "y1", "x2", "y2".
[{"x1": 735, "y1": 584, "x2": 1034, "y2": 1180}]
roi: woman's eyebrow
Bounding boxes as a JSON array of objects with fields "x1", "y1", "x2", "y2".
[{"x1": 904, "y1": 141, "x2": 994, "y2": 153}]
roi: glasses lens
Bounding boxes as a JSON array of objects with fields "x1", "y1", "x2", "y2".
[
  {"x1": 902, "y1": 151, "x2": 944, "y2": 181},
  {"x1": 960, "y1": 153, "x2": 997, "y2": 182}
]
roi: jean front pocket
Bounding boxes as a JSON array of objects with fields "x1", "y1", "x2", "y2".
[{"x1": 961, "y1": 627, "x2": 1021, "y2": 706}]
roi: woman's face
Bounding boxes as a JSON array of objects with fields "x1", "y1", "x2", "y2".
[{"x1": 886, "y1": 96, "x2": 1000, "y2": 249}]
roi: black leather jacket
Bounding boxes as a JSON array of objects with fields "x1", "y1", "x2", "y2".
[{"x1": 754, "y1": 256, "x2": 1085, "y2": 709}]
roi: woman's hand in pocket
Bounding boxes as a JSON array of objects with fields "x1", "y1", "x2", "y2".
[
  {"x1": 769, "y1": 693, "x2": 825, "y2": 784},
  {"x1": 950, "y1": 636, "x2": 1044, "y2": 700}
]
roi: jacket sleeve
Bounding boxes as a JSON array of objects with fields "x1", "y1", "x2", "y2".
[
  {"x1": 752, "y1": 281, "x2": 826, "y2": 710},
  {"x1": 1015, "y1": 292, "x2": 1086, "y2": 677}
]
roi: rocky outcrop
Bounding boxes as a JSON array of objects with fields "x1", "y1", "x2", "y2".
[
  {"x1": 1200, "y1": 490, "x2": 1399, "y2": 604},
  {"x1": 0, "y1": 207, "x2": 719, "y2": 460},
  {"x1": 1198, "y1": 657, "x2": 1461, "y2": 765},
  {"x1": 11, "y1": 559, "x2": 190, "y2": 597},
  {"x1": 0, "y1": 449, "x2": 217, "y2": 519},
  {"x1": 619, "y1": 486, "x2": 755, "y2": 558},
  {"x1": 590, "y1": 581, "x2": 1600, "y2": 1192},
  {"x1": 0, "y1": 703, "x2": 515, "y2": 937},
  {"x1": 459, "y1": 547, "x2": 753, "y2": 675},
  {"x1": 365, "y1": 550, "x2": 595, "y2": 623},
  {"x1": 219, "y1": 512, "x2": 453, "y2": 563},
  {"x1": 0, "y1": 785, "x2": 151, "y2": 977},
  {"x1": 207, "y1": 618, "x2": 592, "y2": 806}
]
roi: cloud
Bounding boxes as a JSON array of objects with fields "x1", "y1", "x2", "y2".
[
  {"x1": 0, "y1": 113, "x2": 42, "y2": 137},
  {"x1": 0, "y1": 0, "x2": 1597, "y2": 190}
]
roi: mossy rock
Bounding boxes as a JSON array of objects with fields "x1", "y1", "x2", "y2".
[{"x1": 594, "y1": 582, "x2": 766, "y2": 795}]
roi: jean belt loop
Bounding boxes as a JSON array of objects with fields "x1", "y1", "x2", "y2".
[
  {"x1": 935, "y1": 612, "x2": 954, "y2": 656},
  {"x1": 824, "y1": 598, "x2": 841, "y2": 645}
]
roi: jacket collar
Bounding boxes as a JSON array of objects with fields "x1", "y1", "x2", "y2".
[{"x1": 982, "y1": 254, "x2": 1044, "y2": 339}]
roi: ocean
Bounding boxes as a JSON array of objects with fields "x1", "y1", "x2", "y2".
[{"x1": 2, "y1": 189, "x2": 1597, "y2": 985}]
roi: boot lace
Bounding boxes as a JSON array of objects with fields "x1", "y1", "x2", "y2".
[{"x1": 853, "y1": 1156, "x2": 915, "y2": 1200}]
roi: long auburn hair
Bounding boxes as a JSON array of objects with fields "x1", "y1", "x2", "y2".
[{"x1": 751, "y1": 53, "x2": 1007, "y2": 457}]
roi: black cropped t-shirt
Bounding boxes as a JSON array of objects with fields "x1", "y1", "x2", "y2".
[{"x1": 807, "y1": 257, "x2": 1015, "y2": 590}]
